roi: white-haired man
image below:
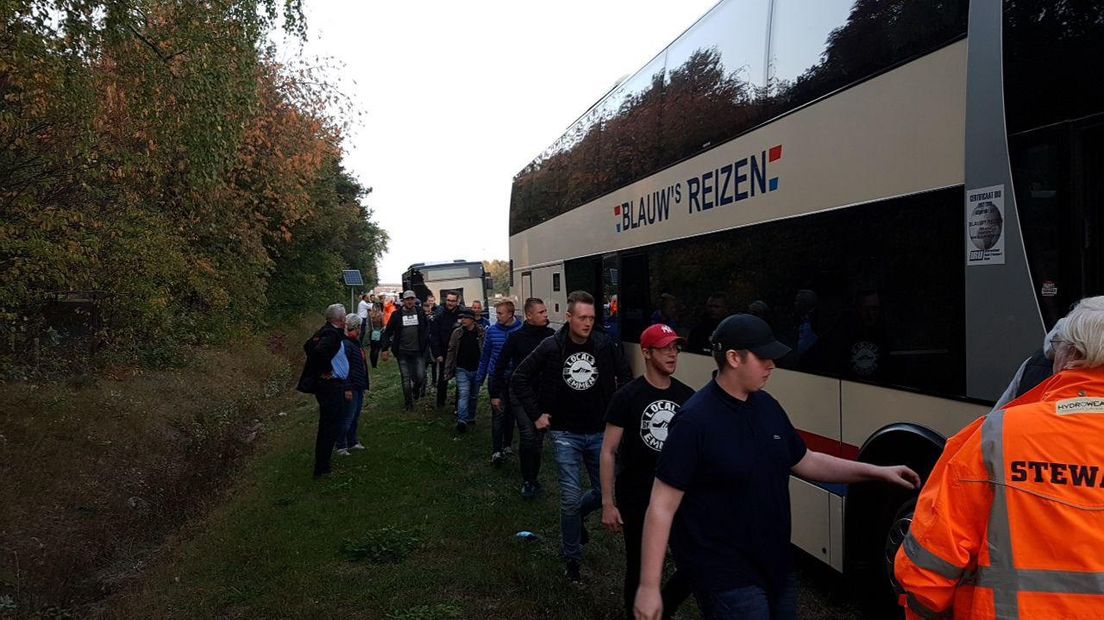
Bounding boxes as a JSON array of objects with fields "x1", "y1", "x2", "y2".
[
  {"x1": 297, "y1": 303, "x2": 348, "y2": 478},
  {"x1": 896, "y1": 296, "x2": 1104, "y2": 618}
]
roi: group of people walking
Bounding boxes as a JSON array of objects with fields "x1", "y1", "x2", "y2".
[{"x1": 297, "y1": 285, "x2": 1104, "y2": 620}]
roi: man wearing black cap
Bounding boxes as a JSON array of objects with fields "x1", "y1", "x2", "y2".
[
  {"x1": 445, "y1": 307, "x2": 485, "y2": 433},
  {"x1": 384, "y1": 290, "x2": 429, "y2": 411},
  {"x1": 634, "y1": 314, "x2": 921, "y2": 620}
]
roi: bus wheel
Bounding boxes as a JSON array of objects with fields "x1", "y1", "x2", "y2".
[{"x1": 883, "y1": 497, "x2": 917, "y2": 597}]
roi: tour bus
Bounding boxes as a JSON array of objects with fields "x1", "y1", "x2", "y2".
[
  {"x1": 402, "y1": 260, "x2": 492, "y2": 307},
  {"x1": 508, "y1": 0, "x2": 1102, "y2": 608}
]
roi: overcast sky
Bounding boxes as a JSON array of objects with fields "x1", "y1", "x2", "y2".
[{"x1": 281, "y1": 0, "x2": 719, "y2": 284}]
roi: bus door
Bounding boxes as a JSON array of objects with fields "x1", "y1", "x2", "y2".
[
  {"x1": 1075, "y1": 122, "x2": 1103, "y2": 300},
  {"x1": 521, "y1": 271, "x2": 532, "y2": 302},
  {"x1": 1011, "y1": 116, "x2": 1104, "y2": 327}
]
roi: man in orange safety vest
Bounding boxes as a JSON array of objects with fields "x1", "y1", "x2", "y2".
[{"x1": 895, "y1": 295, "x2": 1104, "y2": 619}]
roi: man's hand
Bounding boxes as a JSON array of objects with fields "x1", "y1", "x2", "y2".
[
  {"x1": 436, "y1": 356, "x2": 444, "y2": 363},
  {"x1": 490, "y1": 398, "x2": 502, "y2": 412},
  {"x1": 535, "y1": 414, "x2": 552, "y2": 431},
  {"x1": 602, "y1": 504, "x2": 624, "y2": 533},
  {"x1": 634, "y1": 586, "x2": 663, "y2": 620},
  {"x1": 880, "y1": 465, "x2": 921, "y2": 490},
  {"x1": 344, "y1": 390, "x2": 353, "y2": 402}
]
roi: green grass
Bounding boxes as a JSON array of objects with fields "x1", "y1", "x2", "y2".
[{"x1": 111, "y1": 361, "x2": 681, "y2": 619}]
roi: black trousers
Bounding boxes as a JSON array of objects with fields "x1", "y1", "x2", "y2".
[
  {"x1": 512, "y1": 390, "x2": 544, "y2": 484},
  {"x1": 313, "y1": 390, "x2": 345, "y2": 476},
  {"x1": 435, "y1": 359, "x2": 450, "y2": 407},
  {"x1": 491, "y1": 390, "x2": 516, "y2": 453},
  {"x1": 368, "y1": 340, "x2": 382, "y2": 368},
  {"x1": 621, "y1": 494, "x2": 693, "y2": 619}
]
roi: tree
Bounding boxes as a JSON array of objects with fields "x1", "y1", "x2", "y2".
[{"x1": 483, "y1": 260, "x2": 511, "y2": 297}]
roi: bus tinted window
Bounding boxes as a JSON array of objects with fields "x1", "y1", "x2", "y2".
[
  {"x1": 659, "y1": 0, "x2": 771, "y2": 165},
  {"x1": 619, "y1": 187, "x2": 966, "y2": 397},
  {"x1": 768, "y1": 0, "x2": 967, "y2": 116},
  {"x1": 1003, "y1": 1, "x2": 1104, "y2": 135},
  {"x1": 511, "y1": 0, "x2": 968, "y2": 236}
]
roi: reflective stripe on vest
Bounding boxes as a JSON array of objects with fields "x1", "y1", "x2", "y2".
[
  {"x1": 977, "y1": 409, "x2": 1104, "y2": 619},
  {"x1": 903, "y1": 532, "x2": 966, "y2": 581}
]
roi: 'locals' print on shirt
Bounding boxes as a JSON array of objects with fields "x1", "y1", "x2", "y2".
[
  {"x1": 640, "y1": 399, "x2": 679, "y2": 451},
  {"x1": 562, "y1": 352, "x2": 598, "y2": 391}
]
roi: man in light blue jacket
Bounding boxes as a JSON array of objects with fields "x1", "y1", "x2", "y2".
[{"x1": 476, "y1": 298, "x2": 523, "y2": 466}]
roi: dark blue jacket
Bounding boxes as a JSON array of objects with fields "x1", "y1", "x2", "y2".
[
  {"x1": 490, "y1": 321, "x2": 555, "y2": 400},
  {"x1": 343, "y1": 337, "x2": 369, "y2": 391}
]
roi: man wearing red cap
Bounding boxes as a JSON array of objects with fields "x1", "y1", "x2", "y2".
[{"x1": 601, "y1": 323, "x2": 694, "y2": 619}]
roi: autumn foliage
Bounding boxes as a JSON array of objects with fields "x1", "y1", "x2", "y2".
[{"x1": 0, "y1": 0, "x2": 387, "y2": 371}]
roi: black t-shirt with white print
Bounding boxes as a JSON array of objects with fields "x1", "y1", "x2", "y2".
[
  {"x1": 552, "y1": 337, "x2": 604, "y2": 434},
  {"x1": 605, "y1": 376, "x2": 695, "y2": 505}
]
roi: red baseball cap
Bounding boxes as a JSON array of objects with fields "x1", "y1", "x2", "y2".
[{"x1": 640, "y1": 323, "x2": 684, "y2": 349}]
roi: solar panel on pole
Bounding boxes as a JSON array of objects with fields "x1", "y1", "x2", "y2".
[
  {"x1": 343, "y1": 270, "x2": 364, "y2": 287},
  {"x1": 343, "y1": 270, "x2": 364, "y2": 316}
]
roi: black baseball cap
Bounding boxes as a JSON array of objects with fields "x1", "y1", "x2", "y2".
[
  {"x1": 457, "y1": 308, "x2": 475, "y2": 320},
  {"x1": 710, "y1": 314, "x2": 791, "y2": 360}
]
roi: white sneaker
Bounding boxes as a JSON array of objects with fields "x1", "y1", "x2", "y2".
[
  {"x1": 334, "y1": 448, "x2": 351, "y2": 456},
  {"x1": 349, "y1": 443, "x2": 366, "y2": 450}
]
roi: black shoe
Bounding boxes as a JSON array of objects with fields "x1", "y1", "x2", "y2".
[
  {"x1": 521, "y1": 481, "x2": 539, "y2": 500},
  {"x1": 491, "y1": 451, "x2": 504, "y2": 468},
  {"x1": 456, "y1": 420, "x2": 467, "y2": 433},
  {"x1": 403, "y1": 403, "x2": 413, "y2": 411},
  {"x1": 565, "y1": 560, "x2": 582, "y2": 583}
]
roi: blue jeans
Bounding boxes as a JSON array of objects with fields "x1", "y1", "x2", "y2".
[
  {"x1": 336, "y1": 389, "x2": 364, "y2": 449},
  {"x1": 551, "y1": 430, "x2": 603, "y2": 561},
  {"x1": 455, "y1": 368, "x2": 479, "y2": 423},
  {"x1": 694, "y1": 573, "x2": 798, "y2": 620}
]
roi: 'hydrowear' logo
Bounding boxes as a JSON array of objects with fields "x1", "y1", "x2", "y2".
[
  {"x1": 1056, "y1": 397, "x2": 1104, "y2": 415},
  {"x1": 614, "y1": 144, "x2": 783, "y2": 234}
]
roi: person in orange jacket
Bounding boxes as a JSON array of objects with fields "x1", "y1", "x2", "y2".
[{"x1": 895, "y1": 295, "x2": 1104, "y2": 619}]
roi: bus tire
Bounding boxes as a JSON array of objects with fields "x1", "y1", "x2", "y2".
[{"x1": 845, "y1": 425, "x2": 941, "y2": 618}]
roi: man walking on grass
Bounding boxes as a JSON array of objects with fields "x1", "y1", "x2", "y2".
[
  {"x1": 601, "y1": 323, "x2": 693, "y2": 618},
  {"x1": 493, "y1": 297, "x2": 555, "y2": 499},
  {"x1": 477, "y1": 298, "x2": 523, "y2": 466},
  {"x1": 445, "y1": 308, "x2": 485, "y2": 433},
  {"x1": 385, "y1": 290, "x2": 429, "y2": 411},
  {"x1": 512, "y1": 290, "x2": 631, "y2": 582},
  {"x1": 431, "y1": 291, "x2": 462, "y2": 408},
  {"x1": 635, "y1": 314, "x2": 919, "y2": 620}
]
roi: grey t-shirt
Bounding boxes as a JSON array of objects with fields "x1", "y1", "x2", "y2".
[{"x1": 398, "y1": 309, "x2": 421, "y2": 353}]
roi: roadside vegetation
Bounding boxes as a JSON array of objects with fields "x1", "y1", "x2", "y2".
[{"x1": 2, "y1": 3, "x2": 384, "y2": 613}]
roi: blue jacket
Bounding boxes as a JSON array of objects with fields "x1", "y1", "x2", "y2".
[
  {"x1": 476, "y1": 318, "x2": 523, "y2": 386},
  {"x1": 342, "y1": 337, "x2": 369, "y2": 391}
]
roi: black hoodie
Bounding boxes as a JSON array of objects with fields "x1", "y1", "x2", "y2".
[
  {"x1": 510, "y1": 325, "x2": 632, "y2": 431},
  {"x1": 489, "y1": 321, "x2": 555, "y2": 400}
]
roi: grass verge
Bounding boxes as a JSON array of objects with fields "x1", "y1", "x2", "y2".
[{"x1": 105, "y1": 356, "x2": 859, "y2": 619}]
